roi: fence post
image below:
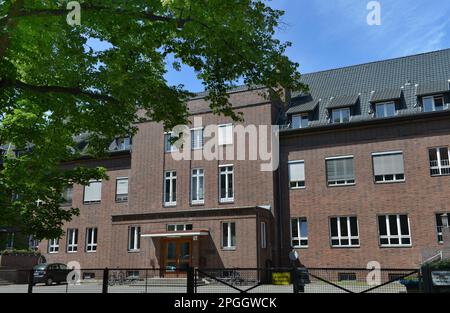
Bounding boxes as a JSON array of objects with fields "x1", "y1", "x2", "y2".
[
  {"x1": 421, "y1": 265, "x2": 433, "y2": 293},
  {"x1": 102, "y1": 268, "x2": 109, "y2": 294},
  {"x1": 187, "y1": 267, "x2": 194, "y2": 294},
  {"x1": 27, "y1": 269, "x2": 34, "y2": 294}
]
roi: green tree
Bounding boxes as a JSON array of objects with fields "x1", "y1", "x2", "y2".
[{"x1": 0, "y1": 0, "x2": 305, "y2": 239}]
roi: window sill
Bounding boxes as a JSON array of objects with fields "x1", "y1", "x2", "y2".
[
  {"x1": 115, "y1": 200, "x2": 128, "y2": 204},
  {"x1": 292, "y1": 246, "x2": 308, "y2": 249},
  {"x1": 67, "y1": 251, "x2": 77, "y2": 254},
  {"x1": 191, "y1": 202, "x2": 205, "y2": 206},
  {"x1": 290, "y1": 187, "x2": 306, "y2": 190},
  {"x1": 379, "y1": 245, "x2": 412, "y2": 248},
  {"x1": 83, "y1": 201, "x2": 101, "y2": 205},
  {"x1": 221, "y1": 247, "x2": 236, "y2": 251},
  {"x1": 164, "y1": 203, "x2": 177, "y2": 207},
  {"x1": 327, "y1": 183, "x2": 356, "y2": 188},
  {"x1": 375, "y1": 180, "x2": 405, "y2": 185},
  {"x1": 330, "y1": 245, "x2": 360, "y2": 249},
  {"x1": 48, "y1": 252, "x2": 59, "y2": 254},
  {"x1": 128, "y1": 250, "x2": 140, "y2": 253},
  {"x1": 86, "y1": 250, "x2": 97, "y2": 253},
  {"x1": 430, "y1": 173, "x2": 450, "y2": 177}
]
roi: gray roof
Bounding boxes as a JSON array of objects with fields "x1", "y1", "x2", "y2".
[
  {"x1": 286, "y1": 100, "x2": 318, "y2": 114},
  {"x1": 286, "y1": 48, "x2": 450, "y2": 127},
  {"x1": 370, "y1": 88, "x2": 402, "y2": 102},
  {"x1": 417, "y1": 80, "x2": 450, "y2": 96},
  {"x1": 326, "y1": 94, "x2": 359, "y2": 109}
]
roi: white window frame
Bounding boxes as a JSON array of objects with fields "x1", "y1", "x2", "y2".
[
  {"x1": 116, "y1": 137, "x2": 131, "y2": 151},
  {"x1": 191, "y1": 128, "x2": 204, "y2": 150},
  {"x1": 372, "y1": 151, "x2": 405, "y2": 183},
  {"x1": 435, "y1": 213, "x2": 449, "y2": 244},
  {"x1": 326, "y1": 155, "x2": 355, "y2": 186},
  {"x1": 218, "y1": 124, "x2": 233, "y2": 146},
  {"x1": 128, "y1": 226, "x2": 141, "y2": 252},
  {"x1": 291, "y1": 218, "x2": 308, "y2": 248},
  {"x1": 164, "y1": 132, "x2": 178, "y2": 153},
  {"x1": 48, "y1": 238, "x2": 59, "y2": 254},
  {"x1": 423, "y1": 95, "x2": 446, "y2": 112},
  {"x1": 261, "y1": 222, "x2": 267, "y2": 249},
  {"x1": 291, "y1": 114, "x2": 309, "y2": 129},
  {"x1": 219, "y1": 165, "x2": 234, "y2": 203},
  {"x1": 66, "y1": 228, "x2": 78, "y2": 253},
  {"x1": 83, "y1": 180, "x2": 102, "y2": 204},
  {"x1": 221, "y1": 222, "x2": 236, "y2": 249},
  {"x1": 167, "y1": 224, "x2": 193, "y2": 231},
  {"x1": 331, "y1": 107, "x2": 351, "y2": 123},
  {"x1": 164, "y1": 170, "x2": 177, "y2": 206},
  {"x1": 378, "y1": 214, "x2": 412, "y2": 247},
  {"x1": 330, "y1": 216, "x2": 360, "y2": 248},
  {"x1": 191, "y1": 168, "x2": 205, "y2": 205},
  {"x1": 115, "y1": 177, "x2": 129, "y2": 202},
  {"x1": 86, "y1": 228, "x2": 98, "y2": 252},
  {"x1": 29, "y1": 236, "x2": 39, "y2": 251},
  {"x1": 375, "y1": 102, "x2": 396, "y2": 118},
  {"x1": 429, "y1": 147, "x2": 450, "y2": 176},
  {"x1": 289, "y1": 160, "x2": 305, "y2": 189}
]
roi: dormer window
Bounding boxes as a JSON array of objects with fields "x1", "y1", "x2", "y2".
[
  {"x1": 292, "y1": 114, "x2": 309, "y2": 129},
  {"x1": 375, "y1": 102, "x2": 396, "y2": 118},
  {"x1": 423, "y1": 95, "x2": 445, "y2": 112},
  {"x1": 331, "y1": 107, "x2": 350, "y2": 124}
]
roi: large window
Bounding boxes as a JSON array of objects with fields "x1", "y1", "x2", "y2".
[
  {"x1": 219, "y1": 165, "x2": 234, "y2": 203},
  {"x1": 218, "y1": 124, "x2": 233, "y2": 146},
  {"x1": 61, "y1": 186, "x2": 73, "y2": 206},
  {"x1": 291, "y1": 218, "x2": 308, "y2": 248},
  {"x1": 83, "y1": 180, "x2": 102, "y2": 204},
  {"x1": 332, "y1": 108, "x2": 350, "y2": 123},
  {"x1": 292, "y1": 114, "x2": 309, "y2": 129},
  {"x1": 116, "y1": 177, "x2": 129, "y2": 202},
  {"x1": 375, "y1": 102, "x2": 396, "y2": 118},
  {"x1": 261, "y1": 222, "x2": 267, "y2": 249},
  {"x1": 378, "y1": 215, "x2": 411, "y2": 247},
  {"x1": 48, "y1": 239, "x2": 59, "y2": 254},
  {"x1": 372, "y1": 152, "x2": 405, "y2": 183},
  {"x1": 221, "y1": 222, "x2": 236, "y2": 249},
  {"x1": 330, "y1": 217, "x2": 359, "y2": 247},
  {"x1": 326, "y1": 156, "x2": 355, "y2": 186},
  {"x1": 164, "y1": 171, "x2": 177, "y2": 206},
  {"x1": 423, "y1": 95, "x2": 445, "y2": 112},
  {"x1": 128, "y1": 226, "x2": 141, "y2": 252},
  {"x1": 86, "y1": 228, "x2": 98, "y2": 252},
  {"x1": 191, "y1": 128, "x2": 204, "y2": 150},
  {"x1": 191, "y1": 169, "x2": 205, "y2": 204},
  {"x1": 436, "y1": 213, "x2": 449, "y2": 243},
  {"x1": 289, "y1": 161, "x2": 305, "y2": 189},
  {"x1": 429, "y1": 147, "x2": 450, "y2": 176},
  {"x1": 66, "y1": 229, "x2": 78, "y2": 253}
]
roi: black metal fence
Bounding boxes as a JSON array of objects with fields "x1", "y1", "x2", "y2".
[{"x1": 0, "y1": 267, "x2": 422, "y2": 293}]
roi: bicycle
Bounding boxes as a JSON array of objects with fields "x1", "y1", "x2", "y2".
[{"x1": 108, "y1": 270, "x2": 125, "y2": 286}]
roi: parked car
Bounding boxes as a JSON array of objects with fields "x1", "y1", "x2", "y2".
[{"x1": 33, "y1": 263, "x2": 70, "y2": 286}]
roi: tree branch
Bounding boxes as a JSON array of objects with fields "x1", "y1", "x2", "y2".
[
  {"x1": 15, "y1": 5, "x2": 192, "y2": 27},
  {"x1": 0, "y1": 79, "x2": 118, "y2": 103}
]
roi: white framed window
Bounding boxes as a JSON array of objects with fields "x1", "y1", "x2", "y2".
[
  {"x1": 83, "y1": 180, "x2": 102, "y2": 204},
  {"x1": 191, "y1": 128, "x2": 204, "y2": 150},
  {"x1": 292, "y1": 114, "x2": 309, "y2": 129},
  {"x1": 48, "y1": 239, "x2": 59, "y2": 254},
  {"x1": 86, "y1": 228, "x2": 98, "y2": 252},
  {"x1": 28, "y1": 236, "x2": 39, "y2": 251},
  {"x1": 375, "y1": 102, "x2": 396, "y2": 118},
  {"x1": 218, "y1": 124, "x2": 233, "y2": 146},
  {"x1": 221, "y1": 222, "x2": 236, "y2": 249},
  {"x1": 116, "y1": 137, "x2": 131, "y2": 151},
  {"x1": 61, "y1": 186, "x2": 73, "y2": 206},
  {"x1": 261, "y1": 222, "x2": 267, "y2": 249},
  {"x1": 435, "y1": 213, "x2": 449, "y2": 243},
  {"x1": 289, "y1": 161, "x2": 305, "y2": 189},
  {"x1": 219, "y1": 165, "x2": 234, "y2": 203},
  {"x1": 423, "y1": 95, "x2": 446, "y2": 112},
  {"x1": 378, "y1": 214, "x2": 411, "y2": 247},
  {"x1": 128, "y1": 226, "x2": 141, "y2": 251},
  {"x1": 330, "y1": 216, "x2": 360, "y2": 247},
  {"x1": 66, "y1": 229, "x2": 78, "y2": 253},
  {"x1": 116, "y1": 177, "x2": 129, "y2": 202},
  {"x1": 372, "y1": 152, "x2": 405, "y2": 183},
  {"x1": 291, "y1": 218, "x2": 308, "y2": 248},
  {"x1": 164, "y1": 170, "x2": 177, "y2": 206},
  {"x1": 167, "y1": 224, "x2": 193, "y2": 231},
  {"x1": 164, "y1": 132, "x2": 178, "y2": 152},
  {"x1": 191, "y1": 168, "x2": 205, "y2": 204},
  {"x1": 331, "y1": 108, "x2": 350, "y2": 123},
  {"x1": 429, "y1": 147, "x2": 450, "y2": 176},
  {"x1": 326, "y1": 156, "x2": 355, "y2": 186}
]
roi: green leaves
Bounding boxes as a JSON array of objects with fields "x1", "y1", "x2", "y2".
[{"x1": 0, "y1": 0, "x2": 305, "y2": 239}]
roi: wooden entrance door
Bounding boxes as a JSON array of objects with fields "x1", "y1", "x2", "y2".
[{"x1": 162, "y1": 238, "x2": 192, "y2": 276}]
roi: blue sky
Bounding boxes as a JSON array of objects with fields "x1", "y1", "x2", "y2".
[{"x1": 165, "y1": 0, "x2": 450, "y2": 92}]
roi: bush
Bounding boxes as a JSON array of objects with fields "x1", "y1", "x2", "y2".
[
  {"x1": 0, "y1": 249, "x2": 41, "y2": 256},
  {"x1": 426, "y1": 259, "x2": 450, "y2": 270}
]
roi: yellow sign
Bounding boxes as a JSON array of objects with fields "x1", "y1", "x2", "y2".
[{"x1": 272, "y1": 272, "x2": 291, "y2": 285}]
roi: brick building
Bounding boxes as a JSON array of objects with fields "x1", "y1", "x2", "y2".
[{"x1": 38, "y1": 48, "x2": 450, "y2": 270}]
